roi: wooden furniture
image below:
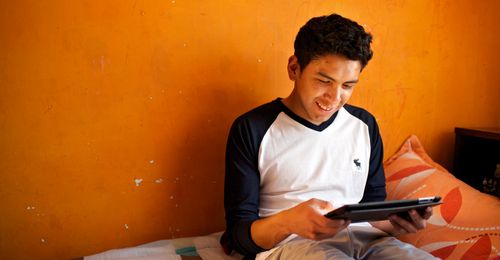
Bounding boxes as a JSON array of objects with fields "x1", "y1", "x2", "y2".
[{"x1": 453, "y1": 127, "x2": 500, "y2": 197}]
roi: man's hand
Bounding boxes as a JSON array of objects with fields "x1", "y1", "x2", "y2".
[
  {"x1": 281, "y1": 198, "x2": 351, "y2": 240},
  {"x1": 371, "y1": 206, "x2": 433, "y2": 236},
  {"x1": 388, "y1": 206, "x2": 433, "y2": 235},
  {"x1": 251, "y1": 198, "x2": 350, "y2": 249}
]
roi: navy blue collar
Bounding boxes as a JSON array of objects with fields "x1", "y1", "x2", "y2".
[{"x1": 275, "y1": 98, "x2": 338, "y2": 132}]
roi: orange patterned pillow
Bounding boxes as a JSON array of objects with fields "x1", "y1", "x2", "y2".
[{"x1": 384, "y1": 135, "x2": 500, "y2": 259}]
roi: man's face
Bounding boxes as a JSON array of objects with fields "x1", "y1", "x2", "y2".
[{"x1": 284, "y1": 54, "x2": 362, "y2": 125}]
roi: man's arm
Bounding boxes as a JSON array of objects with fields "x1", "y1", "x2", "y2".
[
  {"x1": 250, "y1": 199, "x2": 350, "y2": 249},
  {"x1": 224, "y1": 116, "x2": 264, "y2": 255},
  {"x1": 359, "y1": 110, "x2": 386, "y2": 203}
]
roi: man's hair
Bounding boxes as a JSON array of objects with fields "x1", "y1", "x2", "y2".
[{"x1": 294, "y1": 13, "x2": 373, "y2": 70}]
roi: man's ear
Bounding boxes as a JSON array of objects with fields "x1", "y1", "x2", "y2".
[{"x1": 287, "y1": 55, "x2": 300, "y2": 81}]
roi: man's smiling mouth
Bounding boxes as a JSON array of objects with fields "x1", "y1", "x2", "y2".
[{"x1": 316, "y1": 101, "x2": 333, "y2": 111}]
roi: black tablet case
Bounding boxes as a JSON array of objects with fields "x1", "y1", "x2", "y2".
[{"x1": 324, "y1": 197, "x2": 442, "y2": 222}]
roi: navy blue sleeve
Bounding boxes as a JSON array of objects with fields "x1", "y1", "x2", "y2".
[
  {"x1": 223, "y1": 116, "x2": 265, "y2": 255},
  {"x1": 360, "y1": 114, "x2": 387, "y2": 203},
  {"x1": 344, "y1": 104, "x2": 386, "y2": 203},
  {"x1": 222, "y1": 100, "x2": 282, "y2": 256}
]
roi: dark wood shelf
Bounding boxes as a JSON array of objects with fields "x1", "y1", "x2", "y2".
[
  {"x1": 453, "y1": 127, "x2": 500, "y2": 197},
  {"x1": 455, "y1": 127, "x2": 500, "y2": 141}
]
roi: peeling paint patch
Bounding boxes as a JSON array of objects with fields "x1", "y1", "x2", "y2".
[
  {"x1": 26, "y1": 206, "x2": 36, "y2": 210},
  {"x1": 149, "y1": 160, "x2": 155, "y2": 164},
  {"x1": 170, "y1": 195, "x2": 174, "y2": 199},
  {"x1": 124, "y1": 224, "x2": 129, "y2": 230},
  {"x1": 41, "y1": 238, "x2": 46, "y2": 243},
  {"x1": 134, "y1": 178, "x2": 164, "y2": 186}
]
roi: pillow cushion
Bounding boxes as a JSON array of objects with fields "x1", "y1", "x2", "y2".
[{"x1": 384, "y1": 135, "x2": 500, "y2": 259}]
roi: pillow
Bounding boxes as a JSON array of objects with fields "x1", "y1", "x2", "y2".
[{"x1": 384, "y1": 135, "x2": 500, "y2": 260}]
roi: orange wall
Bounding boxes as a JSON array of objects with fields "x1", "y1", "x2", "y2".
[{"x1": 1, "y1": 1, "x2": 499, "y2": 259}]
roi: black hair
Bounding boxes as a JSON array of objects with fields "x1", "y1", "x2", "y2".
[{"x1": 294, "y1": 14, "x2": 373, "y2": 70}]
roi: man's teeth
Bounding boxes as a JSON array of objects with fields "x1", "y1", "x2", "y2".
[{"x1": 316, "y1": 101, "x2": 332, "y2": 111}]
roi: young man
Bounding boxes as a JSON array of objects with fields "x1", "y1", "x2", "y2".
[{"x1": 222, "y1": 14, "x2": 437, "y2": 259}]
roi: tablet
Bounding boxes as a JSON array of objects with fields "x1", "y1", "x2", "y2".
[{"x1": 324, "y1": 196, "x2": 442, "y2": 223}]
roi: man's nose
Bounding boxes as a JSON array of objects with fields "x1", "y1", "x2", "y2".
[{"x1": 325, "y1": 85, "x2": 341, "y2": 101}]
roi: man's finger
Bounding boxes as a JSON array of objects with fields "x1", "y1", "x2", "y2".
[
  {"x1": 421, "y1": 207, "x2": 433, "y2": 219},
  {"x1": 390, "y1": 215, "x2": 418, "y2": 233}
]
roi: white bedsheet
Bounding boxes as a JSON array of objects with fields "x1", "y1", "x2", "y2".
[
  {"x1": 84, "y1": 232, "x2": 242, "y2": 260},
  {"x1": 84, "y1": 243, "x2": 180, "y2": 260}
]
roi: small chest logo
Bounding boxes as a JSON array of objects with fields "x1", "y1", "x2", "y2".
[{"x1": 353, "y1": 159, "x2": 362, "y2": 171}]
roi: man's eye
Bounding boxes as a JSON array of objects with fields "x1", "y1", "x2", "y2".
[
  {"x1": 318, "y1": 79, "x2": 330, "y2": 84},
  {"x1": 343, "y1": 85, "x2": 354, "y2": 89}
]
